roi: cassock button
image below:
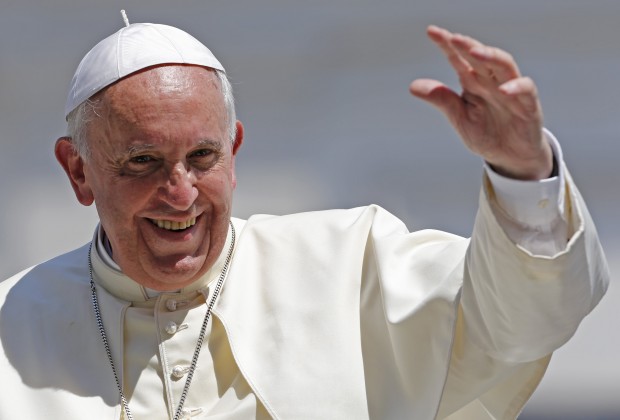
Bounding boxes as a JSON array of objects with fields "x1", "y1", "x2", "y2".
[
  {"x1": 172, "y1": 365, "x2": 189, "y2": 379},
  {"x1": 165, "y1": 321, "x2": 178, "y2": 334},
  {"x1": 166, "y1": 299, "x2": 178, "y2": 311},
  {"x1": 180, "y1": 407, "x2": 204, "y2": 419}
]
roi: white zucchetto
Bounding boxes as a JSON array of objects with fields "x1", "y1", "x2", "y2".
[{"x1": 64, "y1": 22, "x2": 225, "y2": 118}]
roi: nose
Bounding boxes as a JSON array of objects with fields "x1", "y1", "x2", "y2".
[{"x1": 159, "y1": 162, "x2": 198, "y2": 210}]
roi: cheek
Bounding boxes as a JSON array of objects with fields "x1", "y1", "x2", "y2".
[
  {"x1": 213, "y1": 171, "x2": 234, "y2": 194},
  {"x1": 197, "y1": 174, "x2": 234, "y2": 209},
  {"x1": 95, "y1": 182, "x2": 152, "y2": 224}
]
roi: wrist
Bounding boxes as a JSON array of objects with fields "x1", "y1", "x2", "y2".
[{"x1": 487, "y1": 143, "x2": 555, "y2": 181}]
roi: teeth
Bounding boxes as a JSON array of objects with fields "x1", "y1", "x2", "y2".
[{"x1": 152, "y1": 217, "x2": 197, "y2": 231}]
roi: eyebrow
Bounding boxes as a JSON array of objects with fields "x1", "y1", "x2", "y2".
[
  {"x1": 126, "y1": 144, "x2": 156, "y2": 155},
  {"x1": 124, "y1": 139, "x2": 222, "y2": 155},
  {"x1": 195, "y1": 139, "x2": 222, "y2": 150}
]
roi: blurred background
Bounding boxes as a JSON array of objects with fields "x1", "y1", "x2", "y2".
[{"x1": 0, "y1": 0, "x2": 618, "y2": 418}]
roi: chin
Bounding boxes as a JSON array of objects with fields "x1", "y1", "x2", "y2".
[{"x1": 144, "y1": 256, "x2": 207, "y2": 289}]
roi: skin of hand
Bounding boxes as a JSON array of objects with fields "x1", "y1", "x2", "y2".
[{"x1": 410, "y1": 25, "x2": 554, "y2": 181}]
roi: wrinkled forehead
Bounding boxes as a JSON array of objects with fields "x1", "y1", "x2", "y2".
[
  {"x1": 88, "y1": 65, "x2": 228, "y2": 137},
  {"x1": 103, "y1": 64, "x2": 221, "y2": 100}
]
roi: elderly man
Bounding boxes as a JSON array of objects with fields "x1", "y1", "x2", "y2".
[{"x1": 0, "y1": 18, "x2": 609, "y2": 420}]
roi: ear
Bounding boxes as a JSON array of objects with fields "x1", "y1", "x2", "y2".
[
  {"x1": 230, "y1": 120, "x2": 244, "y2": 189},
  {"x1": 55, "y1": 137, "x2": 95, "y2": 206},
  {"x1": 232, "y1": 120, "x2": 244, "y2": 156}
]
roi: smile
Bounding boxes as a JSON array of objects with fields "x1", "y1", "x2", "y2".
[{"x1": 149, "y1": 217, "x2": 197, "y2": 231}]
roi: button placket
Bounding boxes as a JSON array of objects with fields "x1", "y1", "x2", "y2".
[
  {"x1": 156, "y1": 292, "x2": 211, "y2": 416},
  {"x1": 157, "y1": 295, "x2": 194, "y2": 417}
]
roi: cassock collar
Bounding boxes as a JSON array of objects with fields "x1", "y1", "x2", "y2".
[{"x1": 89, "y1": 222, "x2": 235, "y2": 303}]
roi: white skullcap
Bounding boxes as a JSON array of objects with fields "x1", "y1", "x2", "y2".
[{"x1": 64, "y1": 22, "x2": 225, "y2": 118}]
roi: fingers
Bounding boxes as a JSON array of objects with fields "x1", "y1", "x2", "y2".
[
  {"x1": 427, "y1": 25, "x2": 521, "y2": 87},
  {"x1": 410, "y1": 76, "x2": 540, "y2": 120},
  {"x1": 451, "y1": 34, "x2": 521, "y2": 84},
  {"x1": 499, "y1": 76, "x2": 542, "y2": 120},
  {"x1": 412, "y1": 28, "x2": 542, "y2": 123},
  {"x1": 426, "y1": 26, "x2": 473, "y2": 76}
]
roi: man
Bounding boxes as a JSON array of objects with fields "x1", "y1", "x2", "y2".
[{"x1": 0, "y1": 17, "x2": 609, "y2": 420}]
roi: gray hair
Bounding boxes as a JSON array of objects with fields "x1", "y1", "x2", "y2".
[{"x1": 66, "y1": 68, "x2": 237, "y2": 160}]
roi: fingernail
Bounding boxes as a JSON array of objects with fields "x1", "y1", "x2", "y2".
[
  {"x1": 471, "y1": 46, "x2": 489, "y2": 58},
  {"x1": 501, "y1": 81, "x2": 518, "y2": 94}
]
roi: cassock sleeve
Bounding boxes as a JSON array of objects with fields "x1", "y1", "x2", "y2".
[{"x1": 436, "y1": 164, "x2": 609, "y2": 419}]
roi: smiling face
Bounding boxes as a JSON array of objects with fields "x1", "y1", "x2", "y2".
[{"x1": 56, "y1": 65, "x2": 243, "y2": 290}]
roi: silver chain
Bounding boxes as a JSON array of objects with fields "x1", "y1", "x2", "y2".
[{"x1": 88, "y1": 222, "x2": 236, "y2": 420}]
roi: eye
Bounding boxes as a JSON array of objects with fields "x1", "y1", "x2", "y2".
[
  {"x1": 130, "y1": 155, "x2": 155, "y2": 164},
  {"x1": 120, "y1": 154, "x2": 160, "y2": 176},
  {"x1": 190, "y1": 149, "x2": 212, "y2": 158},
  {"x1": 188, "y1": 148, "x2": 219, "y2": 171}
]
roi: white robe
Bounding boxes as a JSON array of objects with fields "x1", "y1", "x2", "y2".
[{"x1": 0, "y1": 171, "x2": 609, "y2": 419}]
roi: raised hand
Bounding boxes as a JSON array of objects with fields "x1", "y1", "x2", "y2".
[{"x1": 410, "y1": 25, "x2": 554, "y2": 180}]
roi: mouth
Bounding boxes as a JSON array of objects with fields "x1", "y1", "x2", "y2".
[{"x1": 149, "y1": 217, "x2": 197, "y2": 231}]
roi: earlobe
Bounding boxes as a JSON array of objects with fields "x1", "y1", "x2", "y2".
[{"x1": 54, "y1": 137, "x2": 95, "y2": 206}]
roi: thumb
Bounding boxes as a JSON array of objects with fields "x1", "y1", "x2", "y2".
[{"x1": 410, "y1": 79, "x2": 464, "y2": 122}]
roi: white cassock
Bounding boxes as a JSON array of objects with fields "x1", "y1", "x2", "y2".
[{"x1": 0, "y1": 134, "x2": 609, "y2": 419}]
